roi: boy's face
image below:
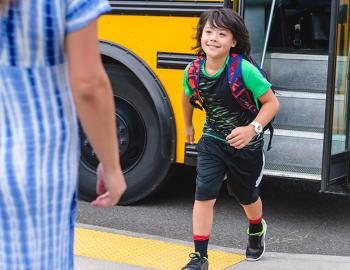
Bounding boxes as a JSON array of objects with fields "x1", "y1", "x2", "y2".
[{"x1": 201, "y1": 21, "x2": 236, "y2": 59}]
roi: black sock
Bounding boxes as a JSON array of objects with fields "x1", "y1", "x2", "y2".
[
  {"x1": 194, "y1": 239, "x2": 209, "y2": 258},
  {"x1": 249, "y1": 220, "x2": 263, "y2": 234}
]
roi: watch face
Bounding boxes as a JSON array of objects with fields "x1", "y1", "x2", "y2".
[
  {"x1": 251, "y1": 122, "x2": 263, "y2": 134},
  {"x1": 252, "y1": 122, "x2": 263, "y2": 134},
  {"x1": 256, "y1": 124, "x2": 263, "y2": 133}
]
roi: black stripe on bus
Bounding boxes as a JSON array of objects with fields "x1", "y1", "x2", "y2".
[
  {"x1": 157, "y1": 52, "x2": 196, "y2": 69},
  {"x1": 109, "y1": 1, "x2": 226, "y2": 17}
]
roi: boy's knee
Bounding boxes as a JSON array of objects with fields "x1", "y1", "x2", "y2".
[
  {"x1": 194, "y1": 199, "x2": 216, "y2": 208},
  {"x1": 240, "y1": 196, "x2": 261, "y2": 207},
  {"x1": 195, "y1": 181, "x2": 221, "y2": 201}
]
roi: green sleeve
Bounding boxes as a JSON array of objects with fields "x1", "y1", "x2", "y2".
[
  {"x1": 241, "y1": 59, "x2": 271, "y2": 97},
  {"x1": 183, "y1": 63, "x2": 193, "y2": 97}
]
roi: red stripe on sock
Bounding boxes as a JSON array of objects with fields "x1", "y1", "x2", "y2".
[
  {"x1": 193, "y1": 235, "x2": 210, "y2": 241},
  {"x1": 249, "y1": 216, "x2": 262, "y2": 225}
]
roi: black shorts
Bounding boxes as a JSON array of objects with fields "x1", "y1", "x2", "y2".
[{"x1": 195, "y1": 136, "x2": 264, "y2": 205}]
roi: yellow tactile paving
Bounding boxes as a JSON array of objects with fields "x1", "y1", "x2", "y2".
[{"x1": 74, "y1": 227, "x2": 245, "y2": 270}]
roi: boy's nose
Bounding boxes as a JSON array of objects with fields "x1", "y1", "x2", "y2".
[
  {"x1": 211, "y1": 33, "x2": 219, "y2": 41},
  {"x1": 210, "y1": 35, "x2": 217, "y2": 41}
]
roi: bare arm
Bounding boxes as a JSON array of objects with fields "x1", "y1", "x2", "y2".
[
  {"x1": 182, "y1": 91, "x2": 195, "y2": 144},
  {"x1": 254, "y1": 89, "x2": 280, "y2": 127},
  {"x1": 226, "y1": 89, "x2": 280, "y2": 148},
  {"x1": 65, "y1": 20, "x2": 126, "y2": 207}
]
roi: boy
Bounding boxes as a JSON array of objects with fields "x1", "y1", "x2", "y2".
[{"x1": 181, "y1": 8, "x2": 280, "y2": 270}]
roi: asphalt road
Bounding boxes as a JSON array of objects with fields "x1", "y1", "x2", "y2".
[{"x1": 76, "y1": 164, "x2": 350, "y2": 256}]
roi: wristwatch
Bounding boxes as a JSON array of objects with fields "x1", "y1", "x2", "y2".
[{"x1": 250, "y1": 121, "x2": 263, "y2": 135}]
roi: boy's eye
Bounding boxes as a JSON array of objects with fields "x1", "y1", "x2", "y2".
[
  {"x1": 219, "y1": 33, "x2": 226, "y2": 37},
  {"x1": 205, "y1": 30, "x2": 211, "y2": 34}
]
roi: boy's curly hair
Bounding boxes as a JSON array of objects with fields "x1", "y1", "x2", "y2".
[{"x1": 194, "y1": 8, "x2": 251, "y2": 56}]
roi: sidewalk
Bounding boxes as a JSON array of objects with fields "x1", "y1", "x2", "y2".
[
  {"x1": 76, "y1": 253, "x2": 350, "y2": 270},
  {"x1": 74, "y1": 223, "x2": 350, "y2": 270},
  {"x1": 75, "y1": 256, "x2": 150, "y2": 270}
]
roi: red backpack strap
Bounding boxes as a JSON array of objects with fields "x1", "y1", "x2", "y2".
[
  {"x1": 228, "y1": 53, "x2": 258, "y2": 115},
  {"x1": 187, "y1": 56, "x2": 205, "y2": 101}
]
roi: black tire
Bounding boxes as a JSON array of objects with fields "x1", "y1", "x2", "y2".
[{"x1": 78, "y1": 64, "x2": 172, "y2": 205}]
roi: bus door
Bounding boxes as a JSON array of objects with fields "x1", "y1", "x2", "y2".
[
  {"x1": 242, "y1": 0, "x2": 276, "y2": 66},
  {"x1": 323, "y1": 0, "x2": 350, "y2": 194}
]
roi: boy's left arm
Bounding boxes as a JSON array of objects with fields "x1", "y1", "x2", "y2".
[
  {"x1": 253, "y1": 89, "x2": 280, "y2": 127},
  {"x1": 226, "y1": 89, "x2": 279, "y2": 149}
]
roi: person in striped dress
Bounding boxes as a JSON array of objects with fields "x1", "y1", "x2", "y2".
[{"x1": 0, "y1": 0, "x2": 126, "y2": 269}]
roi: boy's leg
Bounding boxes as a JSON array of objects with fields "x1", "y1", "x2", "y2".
[
  {"x1": 182, "y1": 137, "x2": 225, "y2": 270},
  {"x1": 241, "y1": 198, "x2": 267, "y2": 261},
  {"x1": 225, "y1": 149, "x2": 266, "y2": 261},
  {"x1": 183, "y1": 200, "x2": 216, "y2": 270},
  {"x1": 193, "y1": 199, "x2": 216, "y2": 235},
  {"x1": 241, "y1": 197, "x2": 262, "y2": 220},
  {"x1": 241, "y1": 197, "x2": 264, "y2": 239},
  {"x1": 192, "y1": 199, "x2": 216, "y2": 258},
  {"x1": 193, "y1": 137, "x2": 225, "y2": 258}
]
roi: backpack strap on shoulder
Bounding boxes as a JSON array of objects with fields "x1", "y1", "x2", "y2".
[
  {"x1": 227, "y1": 53, "x2": 258, "y2": 115},
  {"x1": 187, "y1": 56, "x2": 205, "y2": 92},
  {"x1": 187, "y1": 56, "x2": 205, "y2": 108},
  {"x1": 227, "y1": 53, "x2": 242, "y2": 86}
]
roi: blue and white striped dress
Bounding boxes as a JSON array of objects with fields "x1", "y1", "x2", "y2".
[{"x1": 0, "y1": 1, "x2": 110, "y2": 269}]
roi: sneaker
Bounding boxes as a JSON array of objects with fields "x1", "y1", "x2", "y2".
[
  {"x1": 246, "y1": 218, "x2": 267, "y2": 261},
  {"x1": 181, "y1": 252, "x2": 209, "y2": 270}
]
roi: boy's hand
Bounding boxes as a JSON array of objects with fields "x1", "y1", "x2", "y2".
[
  {"x1": 226, "y1": 125, "x2": 256, "y2": 149},
  {"x1": 185, "y1": 125, "x2": 195, "y2": 144}
]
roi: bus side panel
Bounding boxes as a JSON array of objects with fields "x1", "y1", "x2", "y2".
[{"x1": 98, "y1": 15, "x2": 206, "y2": 163}]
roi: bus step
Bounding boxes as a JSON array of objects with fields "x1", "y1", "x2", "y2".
[
  {"x1": 273, "y1": 88, "x2": 326, "y2": 130},
  {"x1": 269, "y1": 124, "x2": 324, "y2": 134},
  {"x1": 184, "y1": 143, "x2": 197, "y2": 167},
  {"x1": 264, "y1": 162, "x2": 321, "y2": 181},
  {"x1": 263, "y1": 125, "x2": 323, "y2": 169},
  {"x1": 266, "y1": 53, "x2": 328, "y2": 91},
  {"x1": 323, "y1": 182, "x2": 350, "y2": 196}
]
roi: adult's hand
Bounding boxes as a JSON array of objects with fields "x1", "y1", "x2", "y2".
[{"x1": 91, "y1": 163, "x2": 127, "y2": 208}]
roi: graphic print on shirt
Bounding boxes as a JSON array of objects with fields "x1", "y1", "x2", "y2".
[{"x1": 198, "y1": 65, "x2": 264, "y2": 150}]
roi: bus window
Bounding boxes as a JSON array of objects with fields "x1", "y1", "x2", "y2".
[{"x1": 267, "y1": 0, "x2": 331, "y2": 51}]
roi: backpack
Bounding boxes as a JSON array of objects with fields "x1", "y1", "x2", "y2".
[{"x1": 187, "y1": 53, "x2": 275, "y2": 151}]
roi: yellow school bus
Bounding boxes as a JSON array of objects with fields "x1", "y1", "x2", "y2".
[
  {"x1": 79, "y1": 0, "x2": 350, "y2": 204},
  {"x1": 79, "y1": 0, "x2": 237, "y2": 204}
]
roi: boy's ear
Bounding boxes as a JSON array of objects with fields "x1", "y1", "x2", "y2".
[{"x1": 232, "y1": 40, "x2": 237, "y2": 48}]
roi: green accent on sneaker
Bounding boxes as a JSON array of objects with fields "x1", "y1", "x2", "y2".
[{"x1": 247, "y1": 219, "x2": 266, "y2": 237}]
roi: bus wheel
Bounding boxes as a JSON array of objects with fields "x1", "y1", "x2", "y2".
[{"x1": 78, "y1": 64, "x2": 173, "y2": 205}]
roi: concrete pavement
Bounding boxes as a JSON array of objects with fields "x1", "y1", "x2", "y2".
[
  {"x1": 75, "y1": 252, "x2": 350, "y2": 270},
  {"x1": 74, "y1": 223, "x2": 350, "y2": 270},
  {"x1": 75, "y1": 256, "x2": 152, "y2": 270}
]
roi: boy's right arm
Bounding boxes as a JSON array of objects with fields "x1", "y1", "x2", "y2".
[{"x1": 182, "y1": 91, "x2": 195, "y2": 144}]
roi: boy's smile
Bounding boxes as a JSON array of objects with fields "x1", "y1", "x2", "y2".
[{"x1": 201, "y1": 22, "x2": 236, "y2": 59}]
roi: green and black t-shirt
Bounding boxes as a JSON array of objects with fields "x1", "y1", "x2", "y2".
[{"x1": 183, "y1": 56, "x2": 271, "y2": 150}]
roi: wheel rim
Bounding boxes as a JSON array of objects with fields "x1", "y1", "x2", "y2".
[{"x1": 80, "y1": 97, "x2": 147, "y2": 173}]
